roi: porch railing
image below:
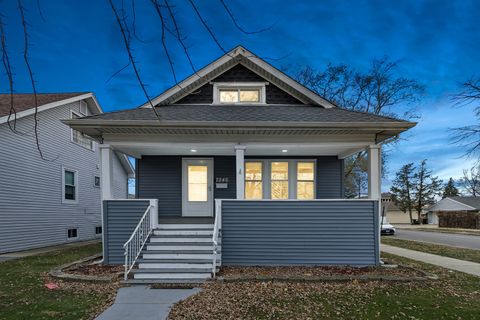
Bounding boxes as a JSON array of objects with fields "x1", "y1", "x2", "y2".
[
  {"x1": 212, "y1": 199, "x2": 222, "y2": 277},
  {"x1": 123, "y1": 199, "x2": 158, "y2": 280}
]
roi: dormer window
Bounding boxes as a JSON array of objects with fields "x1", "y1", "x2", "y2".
[{"x1": 213, "y1": 82, "x2": 266, "y2": 104}]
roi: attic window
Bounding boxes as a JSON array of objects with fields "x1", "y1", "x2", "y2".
[{"x1": 213, "y1": 82, "x2": 266, "y2": 104}]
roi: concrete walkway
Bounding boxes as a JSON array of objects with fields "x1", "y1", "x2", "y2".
[
  {"x1": 96, "y1": 286, "x2": 200, "y2": 320},
  {"x1": 382, "y1": 244, "x2": 480, "y2": 277}
]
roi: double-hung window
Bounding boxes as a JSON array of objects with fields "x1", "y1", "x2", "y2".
[
  {"x1": 245, "y1": 160, "x2": 316, "y2": 200},
  {"x1": 63, "y1": 167, "x2": 78, "y2": 203}
]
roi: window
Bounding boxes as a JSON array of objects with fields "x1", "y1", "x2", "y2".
[
  {"x1": 271, "y1": 162, "x2": 289, "y2": 199},
  {"x1": 79, "y1": 100, "x2": 88, "y2": 115},
  {"x1": 297, "y1": 162, "x2": 315, "y2": 199},
  {"x1": 71, "y1": 111, "x2": 93, "y2": 150},
  {"x1": 67, "y1": 228, "x2": 78, "y2": 239},
  {"x1": 95, "y1": 226, "x2": 102, "y2": 235},
  {"x1": 94, "y1": 175, "x2": 100, "y2": 188},
  {"x1": 245, "y1": 162, "x2": 263, "y2": 199},
  {"x1": 188, "y1": 165, "x2": 208, "y2": 202},
  {"x1": 245, "y1": 160, "x2": 316, "y2": 200},
  {"x1": 213, "y1": 82, "x2": 266, "y2": 104},
  {"x1": 63, "y1": 168, "x2": 78, "y2": 203}
]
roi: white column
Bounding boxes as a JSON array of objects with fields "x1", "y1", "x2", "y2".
[
  {"x1": 99, "y1": 144, "x2": 114, "y2": 200},
  {"x1": 235, "y1": 145, "x2": 246, "y2": 199},
  {"x1": 367, "y1": 144, "x2": 381, "y2": 200}
]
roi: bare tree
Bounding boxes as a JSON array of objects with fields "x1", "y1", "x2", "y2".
[
  {"x1": 451, "y1": 77, "x2": 480, "y2": 156},
  {"x1": 461, "y1": 166, "x2": 480, "y2": 197}
]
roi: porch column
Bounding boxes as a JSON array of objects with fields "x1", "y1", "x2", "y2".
[
  {"x1": 367, "y1": 144, "x2": 381, "y2": 200},
  {"x1": 235, "y1": 145, "x2": 246, "y2": 199},
  {"x1": 99, "y1": 144, "x2": 114, "y2": 200}
]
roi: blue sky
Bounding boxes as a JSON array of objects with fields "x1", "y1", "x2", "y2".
[{"x1": 2, "y1": 0, "x2": 479, "y2": 189}]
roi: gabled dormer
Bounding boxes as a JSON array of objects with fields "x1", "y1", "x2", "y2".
[{"x1": 141, "y1": 46, "x2": 336, "y2": 108}]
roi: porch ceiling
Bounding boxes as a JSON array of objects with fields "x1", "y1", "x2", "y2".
[{"x1": 109, "y1": 142, "x2": 371, "y2": 159}]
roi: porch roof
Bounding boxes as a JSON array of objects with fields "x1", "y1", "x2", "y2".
[{"x1": 63, "y1": 104, "x2": 415, "y2": 142}]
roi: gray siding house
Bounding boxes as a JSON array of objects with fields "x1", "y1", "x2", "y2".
[
  {"x1": 0, "y1": 93, "x2": 134, "y2": 254},
  {"x1": 65, "y1": 46, "x2": 416, "y2": 283}
]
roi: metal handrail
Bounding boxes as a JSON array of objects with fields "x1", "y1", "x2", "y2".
[
  {"x1": 123, "y1": 204, "x2": 152, "y2": 280},
  {"x1": 212, "y1": 199, "x2": 222, "y2": 277}
]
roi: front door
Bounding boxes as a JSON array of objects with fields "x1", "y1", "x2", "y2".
[{"x1": 182, "y1": 158, "x2": 214, "y2": 217}]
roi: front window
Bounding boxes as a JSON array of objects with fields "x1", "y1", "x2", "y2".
[
  {"x1": 63, "y1": 168, "x2": 78, "y2": 203},
  {"x1": 214, "y1": 83, "x2": 266, "y2": 104},
  {"x1": 245, "y1": 162, "x2": 263, "y2": 199},
  {"x1": 245, "y1": 160, "x2": 316, "y2": 200}
]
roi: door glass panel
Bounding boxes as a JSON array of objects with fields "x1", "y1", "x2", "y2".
[
  {"x1": 188, "y1": 165, "x2": 208, "y2": 202},
  {"x1": 271, "y1": 162, "x2": 288, "y2": 199}
]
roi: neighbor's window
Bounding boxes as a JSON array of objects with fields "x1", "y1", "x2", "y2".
[
  {"x1": 271, "y1": 162, "x2": 289, "y2": 199},
  {"x1": 95, "y1": 226, "x2": 102, "y2": 235},
  {"x1": 67, "y1": 228, "x2": 78, "y2": 239},
  {"x1": 94, "y1": 175, "x2": 101, "y2": 188},
  {"x1": 297, "y1": 162, "x2": 315, "y2": 199},
  {"x1": 245, "y1": 162, "x2": 263, "y2": 199},
  {"x1": 63, "y1": 168, "x2": 78, "y2": 203},
  {"x1": 71, "y1": 110, "x2": 93, "y2": 150}
]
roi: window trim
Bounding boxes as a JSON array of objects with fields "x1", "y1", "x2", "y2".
[
  {"x1": 62, "y1": 167, "x2": 79, "y2": 204},
  {"x1": 245, "y1": 159, "x2": 316, "y2": 200},
  {"x1": 70, "y1": 110, "x2": 94, "y2": 151},
  {"x1": 212, "y1": 82, "x2": 267, "y2": 105},
  {"x1": 67, "y1": 227, "x2": 78, "y2": 241}
]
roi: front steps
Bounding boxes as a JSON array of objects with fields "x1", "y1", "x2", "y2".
[{"x1": 130, "y1": 223, "x2": 220, "y2": 283}]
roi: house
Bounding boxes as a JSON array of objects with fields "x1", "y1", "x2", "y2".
[
  {"x1": 65, "y1": 46, "x2": 416, "y2": 283},
  {"x1": 427, "y1": 196, "x2": 480, "y2": 227},
  {"x1": 381, "y1": 193, "x2": 411, "y2": 224},
  {"x1": 0, "y1": 93, "x2": 134, "y2": 254}
]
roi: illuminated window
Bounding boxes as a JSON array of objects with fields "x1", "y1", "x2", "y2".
[
  {"x1": 297, "y1": 162, "x2": 315, "y2": 199},
  {"x1": 214, "y1": 83, "x2": 265, "y2": 104},
  {"x1": 245, "y1": 162, "x2": 263, "y2": 199},
  {"x1": 271, "y1": 162, "x2": 289, "y2": 199},
  {"x1": 188, "y1": 165, "x2": 208, "y2": 202},
  {"x1": 219, "y1": 88, "x2": 260, "y2": 103}
]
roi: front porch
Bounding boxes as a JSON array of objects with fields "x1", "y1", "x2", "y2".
[{"x1": 99, "y1": 140, "x2": 382, "y2": 282}]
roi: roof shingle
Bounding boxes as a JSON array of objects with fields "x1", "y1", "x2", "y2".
[{"x1": 0, "y1": 93, "x2": 88, "y2": 117}]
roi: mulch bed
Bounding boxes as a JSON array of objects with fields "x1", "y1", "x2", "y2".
[{"x1": 64, "y1": 260, "x2": 124, "y2": 278}]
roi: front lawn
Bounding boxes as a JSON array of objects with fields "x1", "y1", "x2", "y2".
[
  {"x1": 0, "y1": 243, "x2": 119, "y2": 320},
  {"x1": 169, "y1": 255, "x2": 480, "y2": 320},
  {"x1": 401, "y1": 227, "x2": 480, "y2": 236},
  {"x1": 382, "y1": 237, "x2": 480, "y2": 264}
]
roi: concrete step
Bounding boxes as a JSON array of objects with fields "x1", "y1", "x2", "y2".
[
  {"x1": 133, "y1": 272, "x2": 211, "y2": 280},
  {"x1": 156, "y1": 224, "x2": 213, "y2": 230},
  {"x1": 150, "y1": 237, "x2": 213, "y2": 243},
  {"x1": 143, "y1": 252, "x2": 214, "y2": 260},
  {"x1": 123, "y1": 279, "x2": 207, "y2": 285},
  {"x1": 138, "y1": 262, "x2": 213, "y2": 269},
  {"x1": 146, "y1": 244, "x2": 213, "y2": 251},
  {"x1": 153, "y1": 230, "x2": 213, "y2": 236},
  {"x1": 137, "y1": 258, "x2": 217, "y2": 264},
  {"x1": 133, "y1": 268, "x2": 212, "y2": 273}
]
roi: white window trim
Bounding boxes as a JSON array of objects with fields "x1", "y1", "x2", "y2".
[
  {"x1": 70, "y1": 110, "x2": 94, "y2": 151},
  {"x1": 66, "y1": 227, "x2": 78, "y2": 241},
  {"x1": 212, "y1": 82, "x2": 267, "y2": 105},
  {"x1": 245, "y1": 159, "x2": 316, "y2": 200},
  {"x1": 62, "y1": 166, "x2": 79, "y2": 204}
]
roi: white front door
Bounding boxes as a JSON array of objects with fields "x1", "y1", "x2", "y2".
[{"x1": 182, "y1": 158, "x2": 214, "y2": 217}]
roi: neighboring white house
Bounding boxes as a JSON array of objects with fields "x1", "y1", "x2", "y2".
[
  {"x1": 0, "y1": 93, "x2": 134, "y2": 254},
  {"x1": 426, "y1": 196, "x2": 480, "y2": 224}
]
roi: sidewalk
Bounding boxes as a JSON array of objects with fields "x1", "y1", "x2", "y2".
[
  {"x1": 382, "y1": 244, "x2": 480, "y2": 277},
  {"x1": 96, "y1": 286, "x2": 200, "y2": 320},
  {"x1": 0, "y1": 240, "x2": 100, "y2": 262}
]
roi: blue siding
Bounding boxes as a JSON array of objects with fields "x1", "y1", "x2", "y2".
[
  {"x1": 137, "y1": 156, "x2": 237, "y2": 218},
  {"x1": 221, "y1": 200, "x2": 379, "y2": 266},
  {"x1": 103, "y1": 200, "x2": 150, "y2": 265}
]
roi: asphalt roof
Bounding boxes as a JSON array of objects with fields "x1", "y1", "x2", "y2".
[
  {"x1": 0, "y1": 93, "x2": 88, "y2": 117},
  {"x1": 449, "y1": 196, "x2": 480, "y2": 209},
  {"x1": 81, "y1": 104, "x2": 409, "y2": 123}
]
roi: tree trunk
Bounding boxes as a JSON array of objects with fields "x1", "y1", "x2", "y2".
[
  {"x1": 417, "y1": 210, "x2": 423, "y2": 225},
  {"x1": 408, "y1": 209, "x2": 413, "y2": 224}
]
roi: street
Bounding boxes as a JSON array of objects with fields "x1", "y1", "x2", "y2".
[{"x1": 393, "y1": 229, "x2": 480, "y2": 250}]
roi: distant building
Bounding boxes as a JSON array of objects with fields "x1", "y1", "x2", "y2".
[
  {"x1": 381, "y1": 193, "x2": 411, "y2": 224},
  {"x1": 427, "y1": 196, "x2": 480, "y2": 225}
]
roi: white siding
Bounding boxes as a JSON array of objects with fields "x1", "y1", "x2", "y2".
[{"x1": 0, "y1": 101, "x2": 127, "y2": 253}]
